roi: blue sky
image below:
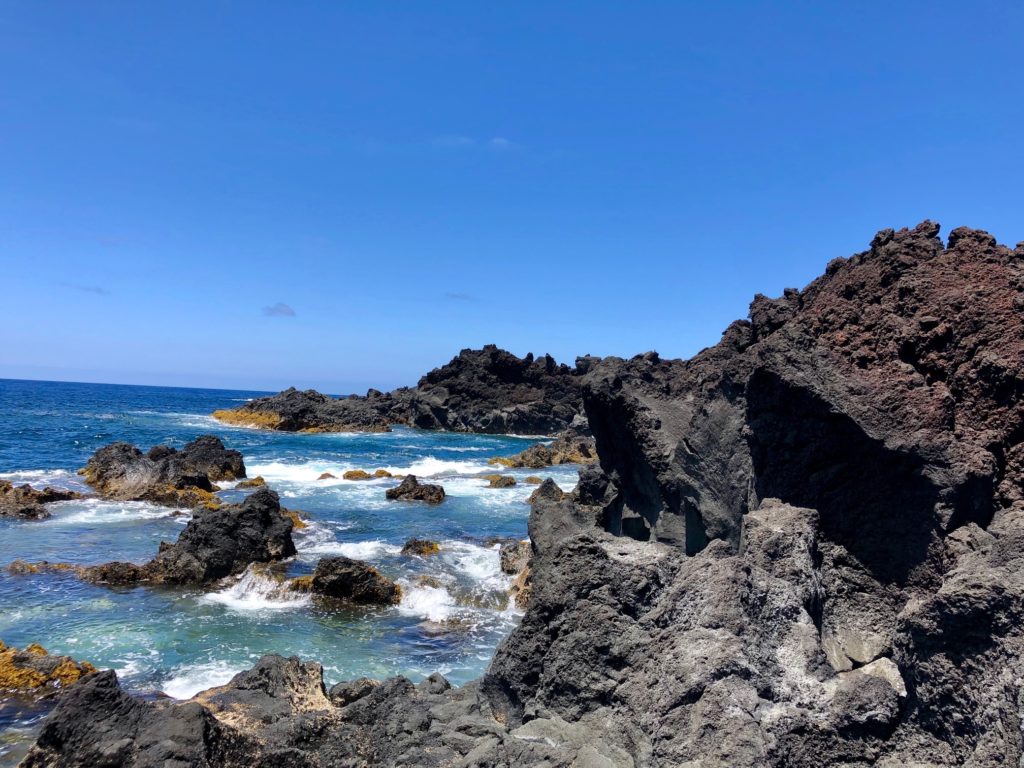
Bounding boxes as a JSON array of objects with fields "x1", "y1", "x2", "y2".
[{"x1": 2, "y1": 2, "x2": 1022, "y2": 393}]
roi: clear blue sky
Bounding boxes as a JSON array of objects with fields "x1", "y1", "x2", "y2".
[{"x1": 2, "y1": 2, "x2": 1022, "y2": 393}]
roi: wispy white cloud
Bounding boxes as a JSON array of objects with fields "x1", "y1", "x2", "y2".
[
  {"x1": 58, "y1": 281, "x2": 110, "y2": 296},
  {"x1": 263, "y1": 302, "x2": 296, "y2": 317},
  {"x1": 433, "y1": 135, "x2": 519, "y2": 151}
]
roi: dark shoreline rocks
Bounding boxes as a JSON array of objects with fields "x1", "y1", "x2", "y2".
[
  {"x1": 488, "y1": 431, "x2": 597, "y2": 469},
  {"x1": 22, "y1": 222, "x2": 1024, "y2": 767},
  {"x1": 385, "y1": 475, "x2": 445, "y2": 504},
  {"x1": 12, "y1": 489, "x2": 297, "y2": 588},
  {"x1": 400, "y1": 538, "x2": 441, "y2": 556},
  {"x1": 0, "y1": 481, "x2": 83, "y2": 521},
  {"x1": 80, "y1": 435, "x2": 246, "y2": 509},
  {"x1": 0, "y1": 641, "x2": 97, "y2": 695},
  {"x1": 212, "y1": 345, "x2": 597, "y2": 436},
  {"x1": 305, "y1": 556, "x2": 401, "y2": 605}
]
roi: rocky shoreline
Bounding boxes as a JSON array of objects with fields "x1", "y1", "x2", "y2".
[
  {"x1": 14, "y1": 222, "x2": 1024, "y2": 766},
  {"x1": 213, "y1": 345, "x2": 597, "y2": 435}
]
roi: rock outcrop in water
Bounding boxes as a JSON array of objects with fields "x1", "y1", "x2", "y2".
[
  {"x1": 384, "y1": 475, "x2": 445, "y2": 504},
  {"x1": 23, "y1": 223, "x2": 1024, "y2": 767},
  {"x1": 304, "y1": 556, "x2": 402, "y2": 605},
  {"x1": 0, "y1": 641, "x2": 96, "y2": 695},
  {"x1": 212, "y1": 345, "x2": 597, "y2": 435},
  {"x1": 488, "y1": 431, "x2": 598, "y2": 469},
  {"x1": 75, "y1": 488, "x2": 296, "y2": 587},
  {"x1": 0, "y1": 481, "x2": 82, "y2": 521},
  {"x1": 80, "y1": 435, "x2": 246, "y2": 509}
]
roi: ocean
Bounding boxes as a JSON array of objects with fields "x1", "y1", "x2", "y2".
[{"x1": 0, "y1": 379, "x2": 576, "y2": 764}]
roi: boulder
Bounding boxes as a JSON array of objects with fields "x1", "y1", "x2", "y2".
[
  {"x1": 60, "y1": 489, "x2": 297, "y2": 587},
  {"x1": 0, "y1": 481, "x2": 82, "y2": 520},
  {"x1": 385, "y1": 475, "x2": 445, "y2": 504},
  {"x1": 401, "y1": 538, "x2": 441, "y2": 556},
  {"x1": 498, "y1": 540, "x2": 531, "y2": 575},
  {"x1": 310, "y1": 556, "x2": 401, "y2": 605},
  {"x1": 483, "y1": 474, "x2": 516, "y2": 488},
  {"x1": 80, "y1": 436, "x2": 245, "y2": 509},
  {"x1": 236, "y1": 476, "x2": 266, "y2": 489},
  {"x1": 489, "y1": 431, "x2": 597, "y2": 469},
  {"x1": 342, "y1": 470, "x2": 372, "y2": 480},
  {"x1": 0, "y1": 641, "x2": 96, "y2": 694},
  {"x1": 317, "y1": 472, "x2": 336, "y2": 480}
]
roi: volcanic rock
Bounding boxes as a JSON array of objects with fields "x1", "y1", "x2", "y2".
[
  {"x1": 384, "y1": 475, "x2": 445, "y2": 504},
  {"x1": 80, "y1": 435, "x2": 245, "y2": 508},
  {"x1": 310, "y1": 556, "x2": 401, "y2": 605},
  {"x1": 0, "y1": 481, "x2": 82, "y2": 521},
  {"x1": 212, "y1": 345, "x2": 597, "y2": 435},
  {"x1": 74, "y1": 488, "x2": 296, "y2": 587},
  {"x1": 400, "y1": 538, "x2": 441, "y2": 556},
  {"x1": 488, "y1": 431, "x2": 597, "y2": 469},
  {"x1": 0, "y1": 641, "x2": 97, "y2": 695}
]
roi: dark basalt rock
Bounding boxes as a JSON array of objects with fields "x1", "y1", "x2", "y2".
[
  {"x1": 213, "y1": 345, "x2": 598, "y2": 435},
  {"x1": 0, "y1": 641, "x2": 97, "y2": 695},
  {"x1": 488, "y1": 431, "x2": 598, "y2": 469},
  {"x1": 81, "y1": 435, "x2": 246, "y2": 509},
  {"x1": 384, "y1": 475, "x2": 445, "y2": 504},
  {"x1": 25, "y1": 222, "x2": 1024, "y2": 767},
  {"x1": 0, "y1": 481, "x2": 82, "y2": 521},
  {"x1": 78, "y1": 488, "x2": 296, "y2": 587},
  {"x1": 310, "y1": 556, "x2": 401, "y2": 605},
  {"x1": 498, "y1": 540, "x2": 531, "y2": 575},
  {"x1": 400, "y1": 538, "x2": 441, "y2": 556}
]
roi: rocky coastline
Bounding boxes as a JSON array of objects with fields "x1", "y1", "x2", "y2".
[
  {"x1": 213, "y1": 345, "x2": 597, "y2": 435},
  {"x1": 16, "y1": 222, "x2": 1024, "y2": 766}
]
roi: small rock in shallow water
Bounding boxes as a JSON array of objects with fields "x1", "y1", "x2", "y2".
[
  {"x1": 401, "y1": 538, "x2": 441, "y2": 556},
  {"x1": 385, "y1": 475, "x2": 445, "y2": 504},
  {"x1": 311, "y1": 556, "x2": 401, "y2": 605}
]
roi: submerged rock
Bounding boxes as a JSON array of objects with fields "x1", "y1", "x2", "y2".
[
  {"x1": 211, "y1": 345, "x2": 595, "y2": 435},
  {"x1": 488, "y1": 431, "x2": 597, "y2": 469},
  {"x1": 80, "y1": 435, "x2": 245, "y2": 509},
  {"x1": 0, "y1": 481, "x2": 82, "y2": 520},
  {"x1": 400, "y1": 538, "x2": 441, "y2": 556},
  {"x1": 310, "y1": 556, "x2": 401, "y2": 605},
  {"x1": 0, "y1": 641, "x2": 96, "y2": 695},
  {"x1": 384, "y1": 475, "x2": 445, "y2": 504}
]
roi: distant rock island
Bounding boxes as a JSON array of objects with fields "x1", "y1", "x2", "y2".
[
  {"x1": 213, "y1": 344, "x2": 598, "y2": 435},
  {"x1": 23, "y1": 223, "x2": 1024, "y2": 767}
]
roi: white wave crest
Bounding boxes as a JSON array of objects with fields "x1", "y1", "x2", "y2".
[
  {"x1": 46, "y1": 498, "x2": 178, "y2": 525},
  {"x1": 398, "y1": 583, "x2": 456, "y2": 623},
  {"x1": 161, "y1": 660, "x2": 244, "y2": 699},
  {"x1": 304, "y1": 539, "x2": 402, "y2": 560},
  {"x1": 200, "y1": 566, "x2": 310, "y2": 612},
  {"x1": 380, "y1": 456, "x2": 489, "y2": 477}
]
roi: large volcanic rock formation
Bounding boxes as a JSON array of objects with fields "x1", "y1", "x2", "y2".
[
  {"x1": 75, "y1": 488, "x2": 296, "y2": 587},
  {"x1": 81, "y1": 435, "x2": 245, "y2": 509},
  {"x1": 23, "y1": 222, "x2": 1024, "y2": 767},
  {"x1": 213, "y1": 345, "x2": 598, "y2": 435}
]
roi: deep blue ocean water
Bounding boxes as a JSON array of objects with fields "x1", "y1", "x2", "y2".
[{"x1": 0, "y1": 379, "x2": 577, "y2": 764}]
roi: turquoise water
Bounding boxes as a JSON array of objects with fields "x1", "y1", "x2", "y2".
[{"x1": 0, "y1": 379, "x2": 577, "y2": 763}]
